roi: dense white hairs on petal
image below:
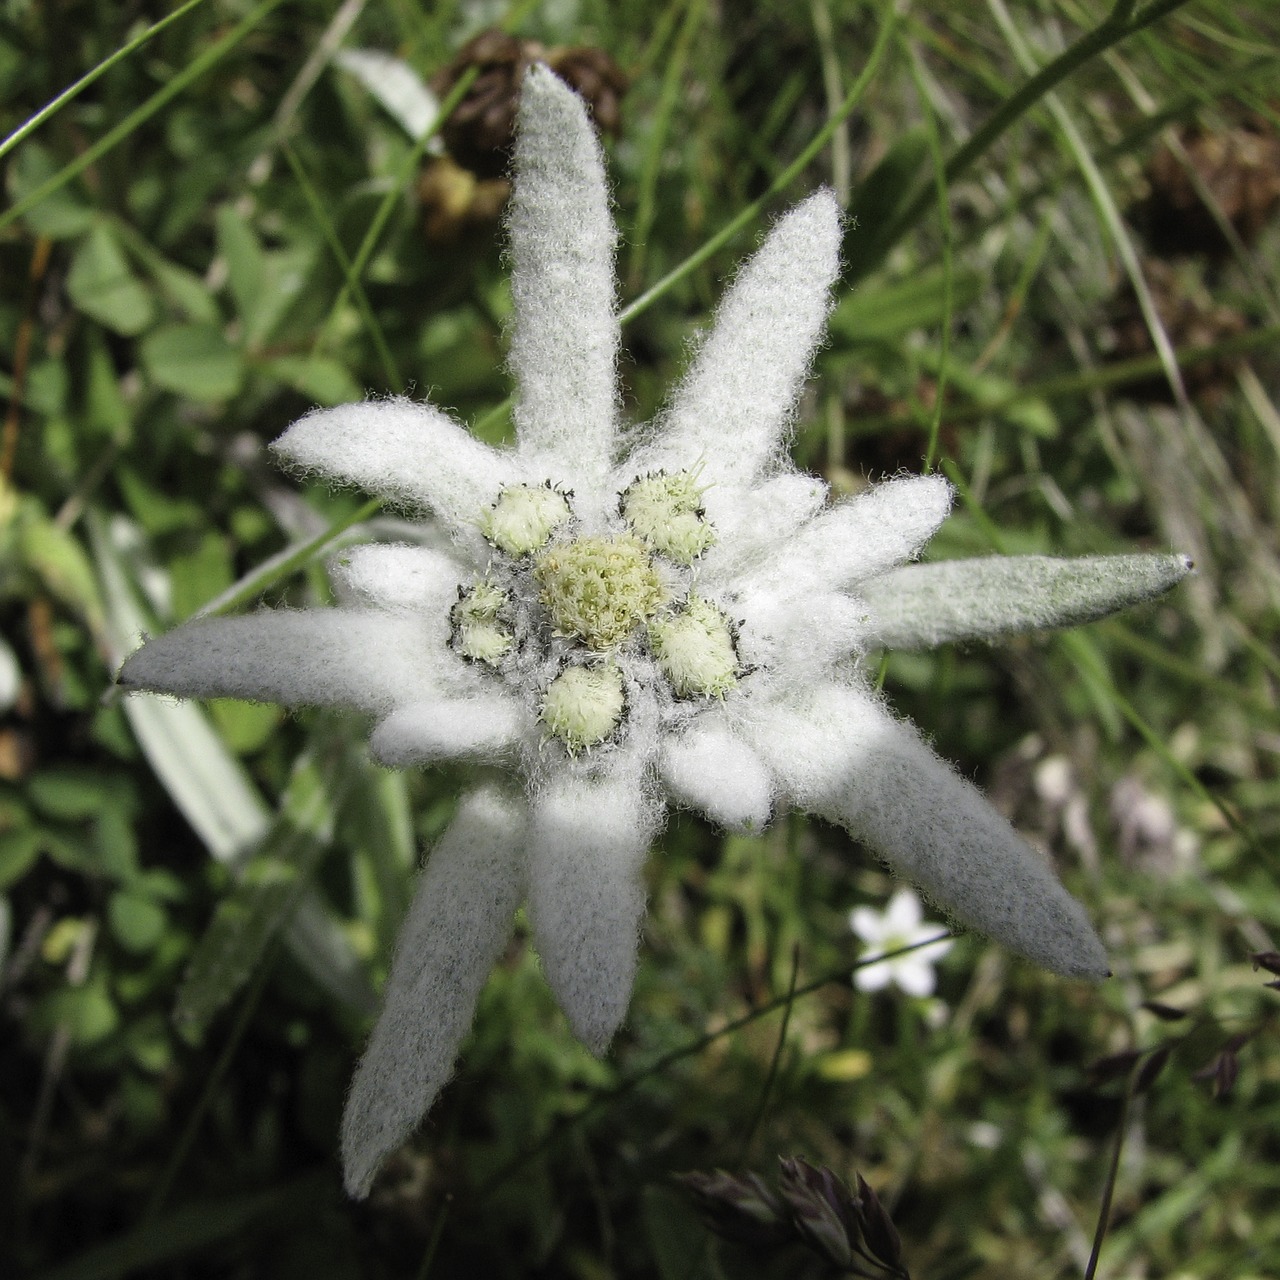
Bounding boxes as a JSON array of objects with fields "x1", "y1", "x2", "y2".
[
  {"x1": 698, "y1": 473, "x2": 828, "y2": 586},
  {"x1": 734, "y1": 590, "x2": 870, "y2": 679},
  {"x1": 659, "y1": 718, "x2": 773, "y2": 831},
  {"x1": 746, "y1": 682, "x2": 1108, "y2": 979},
  {"x1": 273, "y1": 398, "x2": 518, "y2": 531},
  {"x1": 341, "y1": 787, "x2": 527, "y2": 1198},
  {"x1": 331, "y1": 544, "x2": 468, "y2": 614},
  {"x1": 748, "y1": 475, "x2": 952, "y2": 598},
  {"x1": 526, "y1": 770, "x2": 663, "y2": 1052},
  {"x1": 508, "y1": 66, "x2": 619, "y2": 487},
  {"x1": 628, "y1": 191, "x2": 841, "y2": 489},
  {"x1": 370, "y1": 694, "x2": 527, "y2": 766},
  {"x1": 118, "y1": 610, "x2": 444, "y2": 713},
  {"x1": 862, "y1": 552, "x2": 1194, "y2": 651}
]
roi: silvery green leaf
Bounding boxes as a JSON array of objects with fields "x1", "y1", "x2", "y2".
[
  {"x1": 863, "y1": 553, "x2": 1193, "y2": 651},
  {"x1": 334, "y1": 48, "x2": 441, "y2": 144}
]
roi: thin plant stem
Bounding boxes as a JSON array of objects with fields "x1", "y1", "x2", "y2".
[
  {"x1": 0, "y1": 0, "x2": 209, "y2": 162},
  {"x1": 195, "y1": 497, "x2": 381, "y2": 619},
  {"x1": 1084, "y1": 1070, "x2": 1135, "y2": 1280},
  {"x1": 283, "y1": 144, "x2": 403, "y2": 392},
  {"x1": 853, "y1": 0, "x2": 1197, "y2": 281},
  {"x1": 475, "y1": 934, "x2": 951, "y2": 1202},
  {"x1": 142, "y1": 950, "x2": 276, "y2": 1224},
  {"x1": 906, "y1": 45, "x2": 954, "y2": 473},
  {"x1": 414, "y1": 1203, "x2": 451, "y2": 1280},
  {"x1": 0, "y1": 0, "x2": 288, "y2": 233},
  {"x1": 737, "y1": 944, "x2": 802, "y2": 1165}
]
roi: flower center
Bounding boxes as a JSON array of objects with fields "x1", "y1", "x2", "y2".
[
  {"x1": 539, "y1": 664, "x2": 625, "y2": 753},
  {"x1": 450, "y1": 579, "x2": 513, "y2": 665},
  {"x1": 648, "y1": 596, "x2": 738, "y2": 697},
  {"x1": 534, "y1": 534, "x2": 666, "y2": 650},
  {"x1": 621, "y1": 469, "x2": 715, "y2": 564},
  {"x1": 480, "y1": 483, "x2": 571, "y2": 556}
]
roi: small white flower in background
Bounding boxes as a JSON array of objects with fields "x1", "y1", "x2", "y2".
[
  {"x1": 850, "y1": 889, "x2": 954, "y2": 998},
  {"x1": 118, "y1": 68, "x2": 1192, "y2": 1198}
]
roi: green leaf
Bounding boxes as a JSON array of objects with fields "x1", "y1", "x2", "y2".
[
  {"x1": 124, "y1": 1013, "x2": 173, "y2": 1075},
  {"x1": 174, "y1": 748, "x2": 348, "y2": 1039},
  {"x1": 208, "y1": 698, "x2": 283, "y2": 754},
  {"x1": 863, "y1": 553, "x2": 1195, "y2": 651},
  {"x1": 0, "y1": 829, "x2": 41, "y2": 892},
  {"x1": 141, "y1": 322, "x2": 244, "y2": 400},
  {"x1": 109, "y1": 218, "x2": 221, "y2": 324},
  {"x1": 39, "y1": 981, "x2": 120, "y2": 1047},
  {"x1": 116, "y1": 467, "x2": 205, "y2": 537},
  {"x1": 66, "y1": 223, "x2": 156, "y2": 335},
  {"x1": 642, "y1": 1185, "x2": 709, "y2": 1280},
  {"x1": 215, "y1": 204, "x2": 267, "y2": 333},
  {"x1": 29, "y1": 767, "x2": 115, "y2": 821},
  {"x1": 16, "y1": 503, "x2": 106, "y2": 637},
  {"x1": 6, "y1": 144, "x2": 96, "y2": 238},
  {"x1": 829, "y1": 265, "x2": 983, "y2": 346},
  {"x1": 169, "y1": 531, "x2": 233, "y2": 621},
  {"x1": 108, "y1": 889, "x2": 168, "y2": 954},
  {"x1": 85, "y1": 335, "x2": 132, "y2": 441},
  {"x1": 262, "y1": 354, "x2": 363, "y2": 405}
]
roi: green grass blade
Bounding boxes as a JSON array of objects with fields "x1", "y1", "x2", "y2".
[
  {"x1": 0, "y1": 0, "x2": 288, "y2": 233},
  {"x1": 0, "y1": 0, "x2": 209, "y2": 163},
  {"x1": 853, "y1": 0, "x2": 1197, "y2": 280}
]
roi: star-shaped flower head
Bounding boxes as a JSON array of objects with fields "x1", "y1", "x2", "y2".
[{"x1": 119, "y1": 67, "x2": 1191, "y2": 1198}]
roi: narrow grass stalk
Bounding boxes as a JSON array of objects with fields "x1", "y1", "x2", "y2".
[
  {"x1": 0, "y1": 0, "x2": 287, "y2": 233},
  {"x1": 852, "y1": 324, "x2": 1280, "y2": 434},
  {"x1": 196, "y1": 497, "x2": 381, "y2": 618},
  {"x1": 1084, "y1": 1069, "x2": 1136, "y2": 1280},
  {"x1": 142, "y1": 951, "x2": 276, "y2": 1225},
  {"x1": 0, "y1": 0, "x2": 209, "y2": 163},
  {"x1": 906, "y1": 45, "x2": 955, "y2": 472},
  {"x1": 853, "y1": 0, "x2": 1197, "y2": 280},
  {"x1": 620, "y1": 0, "x2": 901, "y2": 324},
  {"x1": 627, "y1": 0, "x2": 706, "y2": 286},
  {"x1": 283, "y1": 144, "x2": 403, "y2": 392},
  {"x1": 987, "y1": 0, "x2": 1190, "y2": 411},
  {"x1": 737, "y1": 944, "x2": 802, "y2": 1165}
]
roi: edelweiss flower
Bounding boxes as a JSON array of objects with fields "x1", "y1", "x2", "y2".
[
  {"x1": 850, "y1": 889, "x2": 954, "y2": 998},
  {"x1": 119, "y1": 68, "x2": 1191, "y2": 1197}
]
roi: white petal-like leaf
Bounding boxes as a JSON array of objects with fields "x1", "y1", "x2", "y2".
[
  {"x1": 630, "y1": 191, "x2": 841, "y2": 495},
  {"x1": 751, "y1": 475, "x2": 952, "y2": 596},
  {"x1": 508, "y1": 66, "x2": 619, "y2": 487},
  {"x1": 526, "y1": 770, "x2": 663, "y2": 1052},
  {"x1": 659, "y1": 717, "x2": 773, "y2": 831},
  {"x1": 329, "y1": 543, "x2": 465, "y2": 614},
  {"x1": 369, "y1": 695, "x2": 527, "y2": 766},
  {"x1": 273, "y1": 398, "x2": 518, "y2": 530},
  {"x1": 862, "y1": 552, "x2": 1194, "y2": 650},
  {"x1": 341, "y1": 787, "x2": 527, "y2": 1199},
  {"x1": 118, "y1": 610, "x2": 443, "y2": 714},
  {"x1": 747, "y1": 682, "x2": 1108, "y2": 979}
]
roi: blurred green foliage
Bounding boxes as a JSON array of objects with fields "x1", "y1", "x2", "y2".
[{"x1": 2, "y1": 0, "x2": 1278, "y2": 1277}]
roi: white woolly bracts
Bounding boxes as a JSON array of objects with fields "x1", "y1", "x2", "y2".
[{"x1": 118, "y1": 66, "x2": 1191, "y2": 1199}]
